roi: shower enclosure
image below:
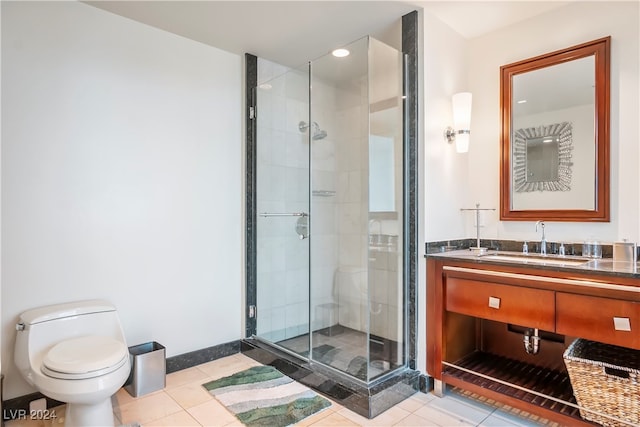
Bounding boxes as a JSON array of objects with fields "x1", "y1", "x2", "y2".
[
  {"x1": 246, "y1": 34, "x2": 417, "y2": 416},
  {"x1": 254, "y1": 35, "x2": 404, "y2": 379}
]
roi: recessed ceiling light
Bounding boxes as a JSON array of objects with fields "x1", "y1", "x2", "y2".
[
  {"x1": 259, "y1": 83, "x2": 272, "y2": 90},
  {"x1": 517, "y1": 99, "x2": 527, "y2": 104},
  {"x1": 332, "y1": 48, "x2": 350, "y2": 58}
]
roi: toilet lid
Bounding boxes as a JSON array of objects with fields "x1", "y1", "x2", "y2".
[{"x1": 42, "y1": 336, "x2": 128, "y2": 379}]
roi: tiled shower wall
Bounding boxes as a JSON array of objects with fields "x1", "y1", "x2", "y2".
[
  {"x1": 309, "y1": 75, "x2": 341, "y2": 332},
  {"x1": 333, "y1": 73, "x2": 369, "y2": 333}
]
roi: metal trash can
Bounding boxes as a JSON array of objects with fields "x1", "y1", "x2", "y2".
[{"x1": 124, "y1": 342, "x2": 166, "y2": 397}]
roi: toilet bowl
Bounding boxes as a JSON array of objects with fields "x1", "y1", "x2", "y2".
[{"x1": 14, "y1": 300, "x2": 131, "y2": 427}]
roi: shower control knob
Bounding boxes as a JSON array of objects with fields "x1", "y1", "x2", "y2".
[{"x1": 16, "y1": 322, "x2": 25, "y2": 331}]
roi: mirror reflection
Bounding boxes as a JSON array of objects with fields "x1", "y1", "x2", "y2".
[
  {"x1": 512, "y1": 121, "x2": 574, "y2": 194},
  {"x1": 370, "y1": 101, "x2": 402, "y2": 213},
  {"x1": 511, "y1": 56, "x2": 592, "y2": 205},
  {"x1": 369, "y1": 134, "x2": 395, "y2": 211},
  {"x1": 527, "y1": 135, "x2": 559, "y2": 182}
]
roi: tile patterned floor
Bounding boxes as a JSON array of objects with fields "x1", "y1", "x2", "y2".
[
  {"x1": 278, "y1": 329, "x2": 399, "y2": 381},
  {"x1": 5, "y1": 353, "x2": 558, "y2": 427}
]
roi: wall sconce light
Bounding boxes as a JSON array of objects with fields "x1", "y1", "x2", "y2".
[{"x1": 444, "y1": 92, "x2": 472, "y2": 153}]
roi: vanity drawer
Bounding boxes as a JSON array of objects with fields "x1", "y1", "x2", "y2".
[
  {"x1": 556, "y1": 292, "x2": 640, "y2": 350},
  {"x1": 445, "y1": 277, "x2": 555, "y2": 330}
]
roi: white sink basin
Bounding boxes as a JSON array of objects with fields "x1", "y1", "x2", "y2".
[{"x1": 479, "y1": 252, "x2": 590, "y2": 266}]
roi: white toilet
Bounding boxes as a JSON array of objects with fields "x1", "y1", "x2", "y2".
[{"x1": 14, "y1": 299, "x2": 131, "y2": 427}]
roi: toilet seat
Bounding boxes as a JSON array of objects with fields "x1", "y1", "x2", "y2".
[{"x1": 41, "y1": 335, "x2": 128, "y2": 380}]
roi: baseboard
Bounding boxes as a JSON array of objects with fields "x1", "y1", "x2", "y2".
[
  {"x1": 419, "y1": 373, "x2": 434, "y2": 393},
  {"x1": 3, "y1": 339, "x2": 241, "y2": 421},
  {"x1": 165, "y1": 340, "x2": 240, "y2": 373}
]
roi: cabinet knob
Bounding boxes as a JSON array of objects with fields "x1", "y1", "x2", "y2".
[
  {"x1": 613, "y1": 317, "x2": 631, "y2": 331},
  {"x1": 488, "y1": 296, "x2": 501, "y2": 309}
]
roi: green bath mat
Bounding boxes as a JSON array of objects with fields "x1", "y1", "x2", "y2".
[{"x1": 203, "y1": 365, "x2": 332, "y2": 427}]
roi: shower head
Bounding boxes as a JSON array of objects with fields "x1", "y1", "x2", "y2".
[
  {"x1": 313, "y1": 129, "x2": 327, "y2": 140},
  {"x1": 298, "y1": 121, "x2": 328, "y2": 141}
]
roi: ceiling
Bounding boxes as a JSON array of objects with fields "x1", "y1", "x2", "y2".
[
  {"x1": 85, "y1": 1, "x2": 572, "y2": 68},
  {"x1": 417, "y1": 1, "x2": 572, "y2": 39}
]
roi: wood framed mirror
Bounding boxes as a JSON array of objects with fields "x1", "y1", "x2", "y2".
[{"x1": 500, "y1": 37, "x2": 610, "y2": 221}]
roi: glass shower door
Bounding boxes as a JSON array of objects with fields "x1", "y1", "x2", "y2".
[
  {"x1": 255, "y1": 64, "x2": 311, "y2": 357},
  {"x1": 308, "y1": 36, "x2": 406, "y2": 382}
]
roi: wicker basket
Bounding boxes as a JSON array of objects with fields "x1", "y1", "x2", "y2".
[{"x1": 563, "y1": 339, "x2": 640, "y2": 427}]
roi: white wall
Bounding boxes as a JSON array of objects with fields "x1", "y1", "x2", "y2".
[
  {"x1": 467, "y1": 1, "x2": 639, "y2": 244},
  {"x1": 423, "y1": 0, "x2": 639, "y2": 245},
  {"x1": 1, "y1": 2, "x2": 242, "y2": 399},
  {"x1": 417, "y1": 9, "x2": 468, "y2": 374},
  {"x1": 422, "y1": 12, "x2": 470, "y2": 243}
]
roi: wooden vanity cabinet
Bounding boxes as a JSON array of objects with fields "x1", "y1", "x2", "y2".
[
  {"x1": 427, "y1": 257, "x2": 640, "y2": 426},
  {"x1": 445, "y1": 276, "x2": 556, "y2": 330},
  {"x1": 556, "y1": 292, "x2": 640, "y2": 349}
]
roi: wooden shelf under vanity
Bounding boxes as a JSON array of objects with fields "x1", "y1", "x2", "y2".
[
  {"x1": 426, "y1": 255, "x2": 640, "y2": 427},
  {"x1": 443, "y1": 351, "x2": 584, "y2": 424}
]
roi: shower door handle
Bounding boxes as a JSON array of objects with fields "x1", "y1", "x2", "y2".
[
  {"x1": 295, "y1": 215, "x2": 309, "y2": 240},
  {"x1": 258, "y1": 212, "x2": 309, "y2": 239},
  {"x1": 258, "y1": 212, "x2": 308, "y2": 217}
]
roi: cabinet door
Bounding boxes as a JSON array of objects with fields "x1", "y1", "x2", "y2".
[
  {"x1": 445, "y1": 277, "x2": 555, "y2": 330},
  {"x1": 556, "y1": 292, "x2": 640, "y2": 349}
]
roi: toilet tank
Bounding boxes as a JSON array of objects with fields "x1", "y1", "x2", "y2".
[{"x1": 15, "y1": 300, "x2": 127, "y2": 380}]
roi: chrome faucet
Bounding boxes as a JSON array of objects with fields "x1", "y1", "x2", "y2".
[{"x1": 535, "y1": 220, "x2": 546, "y2": 255}]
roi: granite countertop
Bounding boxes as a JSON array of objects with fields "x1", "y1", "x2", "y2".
[{"x1": 426, "y1": 249, "x2": 640, "y2": 279}]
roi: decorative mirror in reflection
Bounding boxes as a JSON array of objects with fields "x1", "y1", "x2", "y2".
[
  {"x1": 513, "y1": 122, "x2": 573, "y2": 192},
  {"x1": 500, "y1": 37, "x2": 610, "y2": 221}
]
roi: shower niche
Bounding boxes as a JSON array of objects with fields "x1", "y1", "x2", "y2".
[{"x1": 244, "y1": 35, "x2": 418, "y2": 418}]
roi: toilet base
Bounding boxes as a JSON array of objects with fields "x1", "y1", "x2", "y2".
[{"x1": 65, "y1": 399, "x2": 115, "y2": 427}]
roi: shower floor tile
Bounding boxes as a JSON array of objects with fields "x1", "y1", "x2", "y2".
[
  {"x1": 278, "y1": 327, "x2": 400, "y2": 381},
  {"x1": 5, "y1": 353, "x2": 558, "y2": 427}
]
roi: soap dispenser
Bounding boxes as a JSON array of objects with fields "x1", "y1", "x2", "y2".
[{"x1": 522, "y1": 241, "x2": 529, "y2": 254}]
